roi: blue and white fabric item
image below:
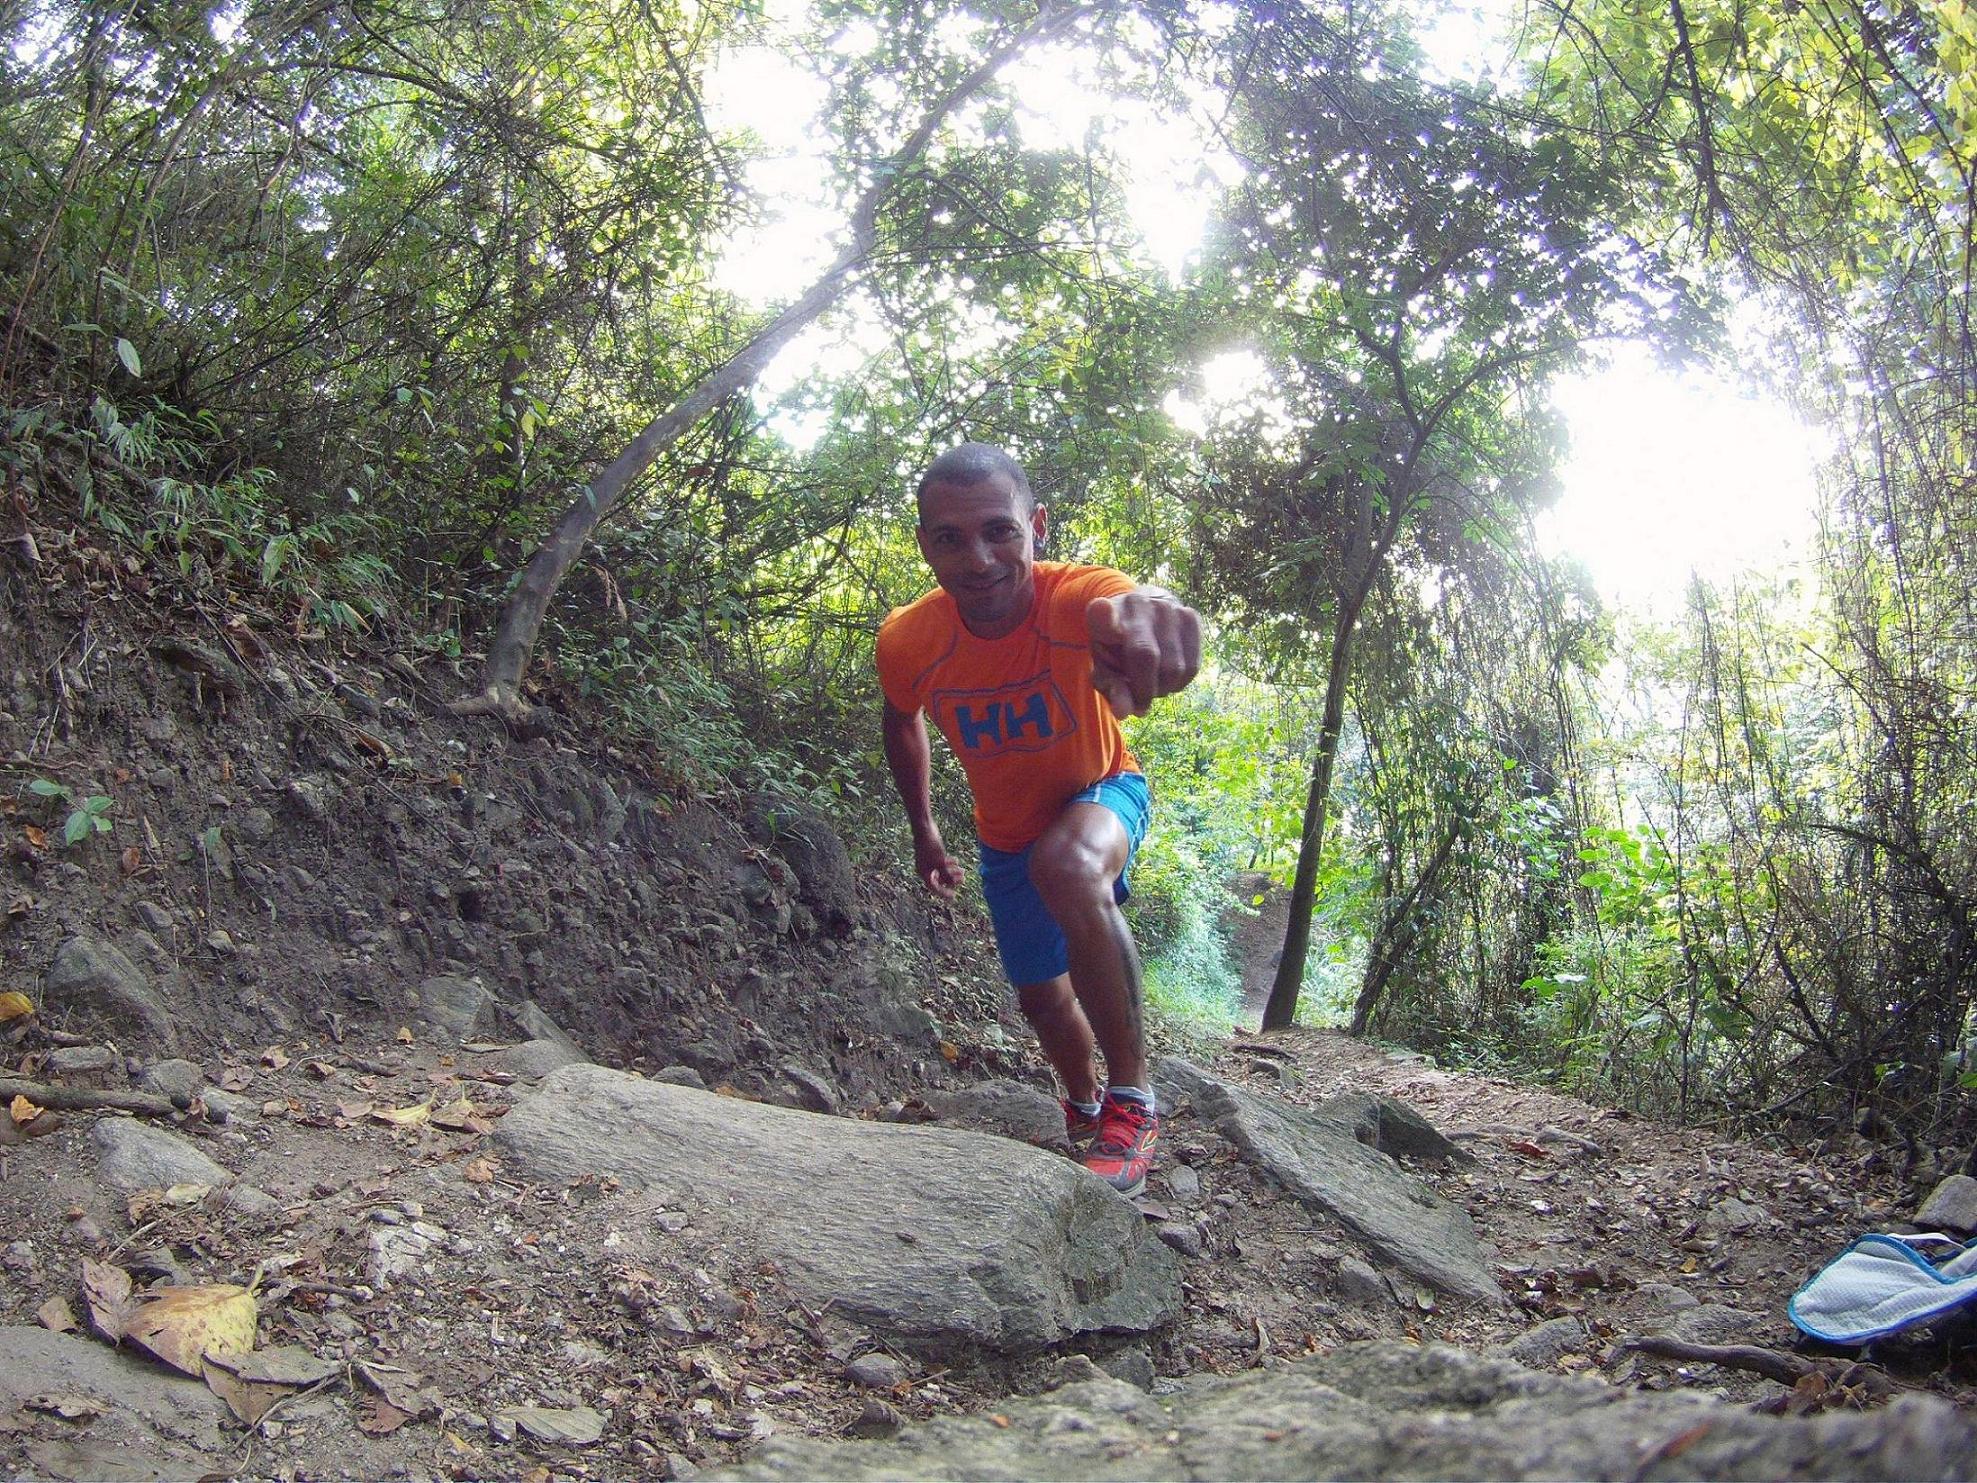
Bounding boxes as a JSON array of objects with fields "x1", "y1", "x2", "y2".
[{"x1": 1788, "y1": 1232, "x2": 1977, "y2": 1343}]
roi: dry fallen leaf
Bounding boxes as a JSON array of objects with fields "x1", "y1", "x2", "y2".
[
  {"x1": 372, "y1": 1098, "x2": 432, "y2": 1128},
  {"x1": 463, "y1": 1157, "x2": 498, "y2": 1185},
  {"x1": 357, "y1": 1397, "x2": 413, "y2": 1436},
  {"x1": 24, "y1": 1394, "x2": 107, "y2": 1422},
  {"x1": 80, "y1": 1259, "x2": 133, "y2": 1343},
  {"x1": 119, "y1": 845, "x2": 142, "y2": 876},
  {"x1": 203, "y1": 1365, "x2": 288, "y2": 1426},
  {"x1": 22, "y1": 824, "x2": 47, "y2": 850},
  {"x1": 123, "y1": 1284, "x2": 258, "y2": 1378},
  {"x1": 430, "y1": 1097, "x2": 488, "y2": 1133},
  {"x1": 10, "y1": 1094, "x2": 43, "y2": 1126},
  {"x1": 501, "y1": 1405, "x2": 606, "y2": 1446},
  {"x1": 937, "y1": 1041, "x2": 961, "y2": 1064},
  {"x1": 207, "y1": 1345, "x2": 338, "y2": 1388},
  {"x1": 0, "y1": 991, "x2": 34, "y2": 1022},
  {"x1": 395, "y1": 1026, "x2": 415, "y2": 1045},
  {"x1": 36, "y1": 1296, "x2": 77, "y2": 1334},
  {"x1": 260, "y1": 1046, "x2": 289, "y2": 1070}
]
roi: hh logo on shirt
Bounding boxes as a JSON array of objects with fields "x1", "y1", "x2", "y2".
[{"x1": 931, "y1": 675, "x2": 1077, "y2": 756}]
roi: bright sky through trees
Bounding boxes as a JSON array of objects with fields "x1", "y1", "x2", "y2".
[
  {"x1": 707, "y1": 1, "x2": 1825, "y2": 618},
  {"x1": 1539, "y1": 348, "x2": 1822, "y2": 615}
]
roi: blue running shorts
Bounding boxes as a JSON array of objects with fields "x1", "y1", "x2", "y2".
[{"x1": 977, "y1": 771, "x2": 1151, "y2": 987}]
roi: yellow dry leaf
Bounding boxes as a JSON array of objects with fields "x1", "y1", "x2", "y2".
[
  {"x1": 371, "y1": 1098, "x2": 432, "y2": 1128},
  {"x1": 395, "y1": 1026, "x2": 415, "y2": 1045},
  {"x1": 463, "y1": 1157, "x2": 497, "y2": 1185},
  {"x1": 261, "y1": 1046, "x2": 289, "y2": 1070},
  {"x1": 0, "y1": 991, "x2": 34, "y2": 1022},
  {"x1": 10, "y1": 1093, "x2": 44, "y2": 1125},
  {"x1": 123, "y1": 1284, "x2": 258, "y2": 1378},
  {"x1": 937, "y1": 1041, "x2": 961, "y2": 1064}
]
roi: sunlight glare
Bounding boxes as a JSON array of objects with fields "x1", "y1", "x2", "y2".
[{"x1": 1538, "y1": 346, "x2": 1824, "y2": 614}]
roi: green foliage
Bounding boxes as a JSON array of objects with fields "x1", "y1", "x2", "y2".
[{"x1": 29, "y1": 779, "x2": 113, "y2": 845}]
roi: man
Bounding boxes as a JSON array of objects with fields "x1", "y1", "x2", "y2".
[{"x1": 877, "y1": 443, "x2": 1202, "y2": 1196}]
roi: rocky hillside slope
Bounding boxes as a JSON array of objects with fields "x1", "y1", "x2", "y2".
[{"x1": 3, "y1": 537, "x2": 1976, "y2": 1481}]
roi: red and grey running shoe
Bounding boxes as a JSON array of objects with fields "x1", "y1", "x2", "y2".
[
  {"x1": 1062, "y1": 1098, "x2": 1101, "y2": 1148},
  {"x1": 1084, "y1": 1093, "x2": 1159, "y2": 1197}
]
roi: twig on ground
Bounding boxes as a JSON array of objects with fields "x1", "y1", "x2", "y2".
[{"x1": 0, "y1": 1077, "x2": 179, "y2": 1116}]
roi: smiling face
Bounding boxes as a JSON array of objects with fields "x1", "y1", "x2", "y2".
[{"x1": 916, "y1": 473, "x2": 1048, "y2": 639}]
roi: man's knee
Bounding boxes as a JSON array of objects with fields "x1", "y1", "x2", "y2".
[
  {"x1": 1027, "y1": 831, "x2": 1116, "y2": 914},
  {"x1": 1017, "y1": 976, "x2": 1074, "y2": 1022}
]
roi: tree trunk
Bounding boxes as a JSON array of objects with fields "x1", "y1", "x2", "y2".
[
  {"x1": 1261, "y1": 590, "x2": 1364, "y2": 1030},
  {"x1": 454, "y1": 9, "x2": 1080, "y2": 726},
  {"x1": 1349, "y1": 819, "x2": 1461, "y2": 1035}
]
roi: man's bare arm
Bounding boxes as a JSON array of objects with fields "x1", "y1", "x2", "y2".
[{"x1": 882, "y1": 701, "x2": 963, "y2": 898}]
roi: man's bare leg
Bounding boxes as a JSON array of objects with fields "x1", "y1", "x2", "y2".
[
  {"x1": 1026, "y1": 802, "x2": 1146, "y2": 1091},
  {"x1": 1016, "y1": 975, "x2": 1101, "y2": 1106}
]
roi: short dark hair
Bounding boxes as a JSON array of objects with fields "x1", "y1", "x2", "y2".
[{"x1": 915, "y1": 443, "x2": 1033, "y2": 521}]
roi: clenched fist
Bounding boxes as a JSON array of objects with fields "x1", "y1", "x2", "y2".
[{"x1": 1086, "y1": 588, "x2": 1202, "y2": 718}]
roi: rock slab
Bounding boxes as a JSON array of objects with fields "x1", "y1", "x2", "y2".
[
  {"x1": 43, "y1": 937, "x2": 176, "y2": 1051},
  {"x1": 0, "y1": 1325, "x2": 229, "y2": 1479},
  {"x1": 1155, "y1": 1058, "x2": 1501, "y2": 1304},
  {"x1": 714, "y1": 1340, "x2": 1977, "y2": 1481},
  {"x1": 494, "y1": 1065, "x2": 1179, "y2": 1354}
]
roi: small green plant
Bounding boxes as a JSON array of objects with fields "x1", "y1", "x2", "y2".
[{"x1": 28, "y1": 779, "x2": 113, "y2": 844}]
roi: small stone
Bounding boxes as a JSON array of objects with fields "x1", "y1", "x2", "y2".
[
  {"x1": 846, "y1": 1399, "x2": 902, "y2": 1438},
  {"x1": 1633, "y1": 1282, "x2": 1700, "y2": 1314},
  {"x1": 1501, "y1": 1316, "x2": 1586, "y2": 1368},
  {"x1": 656, "y1": 1211, "x2": 690, "y2": 1234},
  {"x1": 138, "y1": 1059, "x2": 205, "y2": 1103},
  {"x1": 1335, "y1": 1256, "x2": 1392, "y2": 1308},
  {"x1": 133, "y1": 901, "x2": 174, "y2": 935},
  {"x1": 207, "y1": 930, "x2": 237, "y2": 956},
  {"x1": 93, "y1": 1118, "x2": 230, "y2": 1191},
  {"x1": 222, "y1": 1185, "x2": 283, "y2": 1223},
  {"x1": 501, "y1": 1038, "x2": 588, "y2": 1079},
  {"x1": 44, "y1": 1045, "x2": 124, "y2": 1088},
  {"x1": 286, "y1": 775, "x2": 336, "y2": 822},
  {"x1": 200, "y1": 1087, "x2": 247, "y2": 1122},
  {"x1": 845, "y1": 1352, "x2": 908, "y2": 1389},
  {"x1": 1164, "y1": 1164, "x2": 1201, "y2": 1204},
  {"x1": 778, "y1": 1062, "x2": 839, "y2": 1114},
  {"x1": 653, "y1": 1306, "x2": 695, "y2": 1340},
  {"x1": 1098, "y1": 1346, "x2": 1156, "y2": 1390},
  {"x1": 1702, "y1": 1196, "x2": 1766, "y2": 1234},
  {"x1": 1155, "y1": 1223, "x2": 1204, "y2": 1258}
]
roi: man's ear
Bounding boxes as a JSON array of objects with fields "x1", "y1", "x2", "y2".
[{"x1": 1031, "y1": 504, "x2": 1047, "y2": 549}]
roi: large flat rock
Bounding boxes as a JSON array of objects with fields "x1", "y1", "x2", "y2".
[
  {"x1": 715, "y1": 1340, "x2": 1977, "y2": 1481},
  {"x1": 493, "y1": 1065, "x2": 1179, "y2": 1354},
  {"x1": 1156, "y1": 1059, "x2": 1501, "y2": 1304},
  {"x1": 0, "y1": 1325, "x2": 231, "y2": 1480}
]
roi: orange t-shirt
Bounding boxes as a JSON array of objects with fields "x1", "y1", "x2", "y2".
[{"x1": 877, "y1": 562, "x2": 1142, "y2": 852}]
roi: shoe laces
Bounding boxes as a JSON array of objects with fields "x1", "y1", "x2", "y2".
[{"x1": 1093, "y1": 1097, "x2": 1153, "y2": 1154}]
